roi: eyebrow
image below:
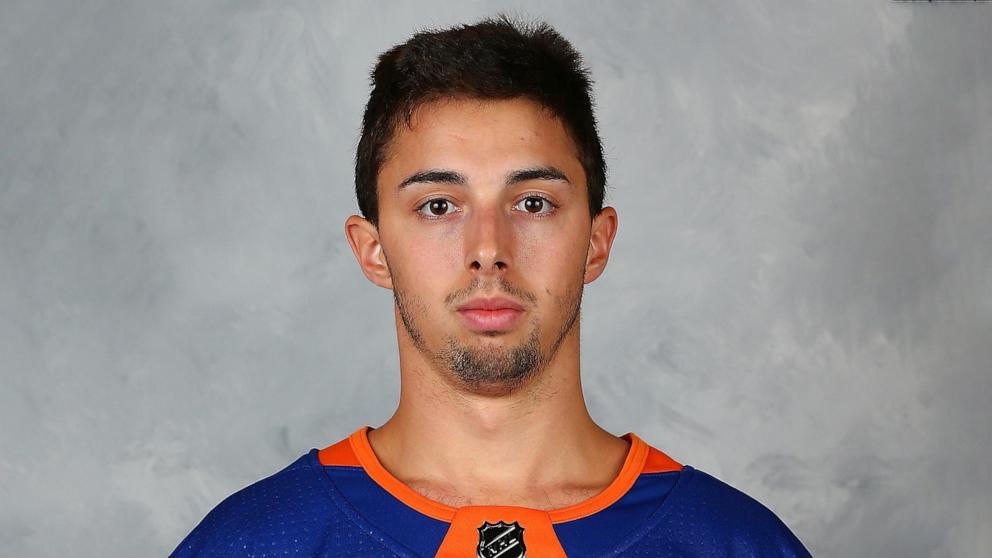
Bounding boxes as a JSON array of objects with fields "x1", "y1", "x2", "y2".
[{"x1": 397, "y1": 166, "x2": 572, "y2": 190}]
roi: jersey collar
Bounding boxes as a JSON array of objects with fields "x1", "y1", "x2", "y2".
[{"x1": 335, "y1": 426, "x2": 665, "y2": 523}]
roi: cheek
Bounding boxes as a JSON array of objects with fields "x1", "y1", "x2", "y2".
[
  {"x1": 514, "y1": 226, "x2": 588, "y2": 288},
  {"x1": 389, "y1": 228, "x2": 463, "y2": 291},
  {"x1": 414, "y1": 226, "x2": 465, "y2": 267}
]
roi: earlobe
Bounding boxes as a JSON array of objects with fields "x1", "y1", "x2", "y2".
[
  {"x1": 344, "y1": 215, "x2": 393, "y2": 289},
  {"x1": 584, "y1": 207, "x2": 619, "y2": 284}
]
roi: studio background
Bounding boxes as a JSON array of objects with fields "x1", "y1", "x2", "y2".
[{"x1": 2, "y1": 1, "x2": 990, "y2": 556}]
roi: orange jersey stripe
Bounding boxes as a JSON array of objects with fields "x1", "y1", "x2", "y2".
[{"x1": 317, "y1": 436, "x2": 361, "y2": 467}]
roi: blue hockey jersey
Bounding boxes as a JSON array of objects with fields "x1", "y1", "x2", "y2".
[{"x1": 170, "y1": 427, "x2": 811, "y2": 557}]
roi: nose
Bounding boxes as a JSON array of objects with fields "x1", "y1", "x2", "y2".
[{"x1": 464, "y1": 204, "x2": 512, "y2": 274}]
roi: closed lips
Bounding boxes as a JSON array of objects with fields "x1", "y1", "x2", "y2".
[{"x1": 456, "y1": 297, "x2": 525, "y2": 311}]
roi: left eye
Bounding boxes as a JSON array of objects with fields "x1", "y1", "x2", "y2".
[{"x1": 513, "y1": 196, "x2": 554, "y2": 215}]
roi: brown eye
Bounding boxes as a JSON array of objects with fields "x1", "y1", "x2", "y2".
[
  {"x1": 429, "y1": 199, "x2": 448, "y2": 215},
  {"x1": 514, "y1": 196, "x2": 554, "y2": 215},
  {"x1": 417, "y1": 198, "x2": 456, "y2": 218}
]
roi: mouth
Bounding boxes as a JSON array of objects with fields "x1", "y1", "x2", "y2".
[{"x1": 456, "y1": 296, "x2": 526, "y2": 332}]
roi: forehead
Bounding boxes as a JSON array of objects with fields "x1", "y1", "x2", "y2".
[
  {"x1": 403, "y1": 96, "x2": 567, "y2": 138},
  {"x1": 380, "y1": 97, "x2": 583, "y2": 182}
]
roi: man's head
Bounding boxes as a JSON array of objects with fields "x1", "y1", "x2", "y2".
[{"x1": 345, "y1": 17, "x2": 617, "y2": 395}]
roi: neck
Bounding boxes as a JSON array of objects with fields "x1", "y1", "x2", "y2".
[{"x1": 367, "y1": 321, "x2": 629, "y2": 509}]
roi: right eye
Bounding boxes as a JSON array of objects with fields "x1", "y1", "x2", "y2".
[{"x1": 417, "y1": 198, "x2": 458, "y2": 218}]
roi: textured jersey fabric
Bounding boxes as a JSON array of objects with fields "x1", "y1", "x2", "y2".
[{"x1": 170, "y1": 427, "x2": 811, "y2": 557}]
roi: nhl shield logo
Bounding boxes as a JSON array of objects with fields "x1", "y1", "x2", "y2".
[{"x1": 476, "y1": 520, "x2": 526, "y2": 558}]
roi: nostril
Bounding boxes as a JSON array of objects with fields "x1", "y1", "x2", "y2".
[{"x1": 469, "y1": 260, "x2": 506, "y2": 271}]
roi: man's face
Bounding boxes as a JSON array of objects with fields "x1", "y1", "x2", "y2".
[{"x1": 370, "y1": 97, "x2": 601, "y2": 393}]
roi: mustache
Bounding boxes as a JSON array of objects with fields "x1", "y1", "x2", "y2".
[{"x1": 444, "y1": 276, "x2": 537, "y2": 307}]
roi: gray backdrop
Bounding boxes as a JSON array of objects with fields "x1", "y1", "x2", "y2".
[{"x1": 2, "y1": 1, "x2": 990, "y2": 556}]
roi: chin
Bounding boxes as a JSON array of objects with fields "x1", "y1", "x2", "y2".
[{"x1": 450, "y1": 372, "x2": 535, "y2": 397}]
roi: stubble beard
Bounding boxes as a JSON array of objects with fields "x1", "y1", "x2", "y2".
[{"x1": 393, "y1": 276, "x2": 584, "y2": 394}]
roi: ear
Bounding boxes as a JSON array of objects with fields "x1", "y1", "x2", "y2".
[
  {"x1": 584, "y1": 206, "x2": 618, "y2": 284},
  {"x1": 345, "y1": 215, "x2": 393, "y2": 289}
]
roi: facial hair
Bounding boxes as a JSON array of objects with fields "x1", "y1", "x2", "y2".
[{"x1": 393, "y1": 276, "x2": 584, "y2": 394}]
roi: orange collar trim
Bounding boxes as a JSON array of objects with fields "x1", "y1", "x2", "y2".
[{"x1": 334, "y1": 426, "x2": 680, "y2": 524}]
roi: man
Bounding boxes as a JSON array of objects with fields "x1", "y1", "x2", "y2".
[{"x1": 171, "y1": 16, "x2": 812, "y2": 558}]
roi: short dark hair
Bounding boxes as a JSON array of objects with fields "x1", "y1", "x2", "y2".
[{"x1": 355, "y1": 15, "x2": 607, "y2": 227}]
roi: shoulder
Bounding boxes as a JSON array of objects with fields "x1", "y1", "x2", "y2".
[
  {"x1": 679, "y1": 466, "x2": 795, "y2": 526},
  {"x1": 168, "y1": 451, "x2": 333, "y2": 558},
  {"x1": 626, "y1": 466, "x2": 812, "y2": 557}
]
